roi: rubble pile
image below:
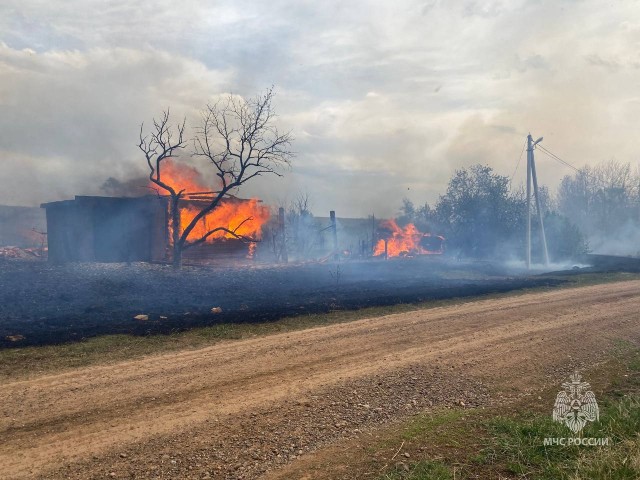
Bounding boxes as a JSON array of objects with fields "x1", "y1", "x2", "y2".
[{"x1": 0, "y1": 246, "x2": 46, "y2": 260}]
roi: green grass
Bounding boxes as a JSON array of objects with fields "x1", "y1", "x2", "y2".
[
  {"x1": 1, "y1": 271, "x2": 638, "y2": 382},
  {"x1": 479, "y1": 393, "x2": 640, "y2": 479},
  {"x1": 380, "y1": 348, "x2": 640, "y2": 480},
  {"x1": 381, "y1": 460, "x2": 453, "y2": 480}
]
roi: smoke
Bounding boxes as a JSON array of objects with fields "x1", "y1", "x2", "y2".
[
  {"x1": 589, "y1": 221, "x2": 640, "y2": 257},
  {"x1": 0, "y1": 44, "x2": 233, "y2": 206},
  {"x1": 0, "y1": 205, "x2": 46, "y2": 247},
  {"x1": 100, "y1": 177, "x2": 151, "y2": 197},
  {"x1": 1, "y1": 1, "x2": 640, "y2": 220}
]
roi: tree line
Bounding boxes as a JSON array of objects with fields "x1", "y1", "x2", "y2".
[{"x1": 398, "y1": 160, "x2": 640, "y2": 262}]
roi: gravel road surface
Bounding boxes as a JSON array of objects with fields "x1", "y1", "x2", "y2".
[{"x1": 1, "y1": 280, "x2": 638, "y2": 479}]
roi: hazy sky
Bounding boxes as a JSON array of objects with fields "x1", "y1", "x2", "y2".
[{"x1": 1, "y1": 0, "x2": 639, "y2": 216}]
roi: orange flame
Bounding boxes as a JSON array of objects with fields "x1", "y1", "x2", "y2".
[
  {"x1": 157, "y1": 159, "x2": 208, "y2": 194},
  {"x1": 374, "y1": 219, "x2": 444, "y2": 257},
  {"x1": 152, "y1": 159, "x2": 270, "y2": 248},
  {"x1": 180, "y1": 198, "x2": 270, "y2": 242}
]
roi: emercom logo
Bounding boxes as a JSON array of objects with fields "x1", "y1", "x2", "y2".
[
  {"x1": 543, "y1": 371, "x2": 610, "y2": 447},
  {"x1": 552, "y1": 371, "x2": 599, "y2": 433}
]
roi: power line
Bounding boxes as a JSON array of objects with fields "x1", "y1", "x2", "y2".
[
  {"x1": 511, "y1": 140, "x2": 638, "y2": 205},
  {"x1": 536, "y1": 145, "x2": 581, "y2": 174},
  {"x1": 535, "y1": 144, "x2": 640, "y2": 201},
  {"x1": 510, "y1": 138, "x2": 527, "y2": 183}
]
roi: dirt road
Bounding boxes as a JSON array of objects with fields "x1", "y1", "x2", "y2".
[{"x1": 1, "y1": 281, "x2": 639, "y2": 479}]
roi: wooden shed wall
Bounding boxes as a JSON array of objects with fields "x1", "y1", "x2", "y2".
[{"x1": 42, "y1": 196, "x2": 167, "y2": 263}]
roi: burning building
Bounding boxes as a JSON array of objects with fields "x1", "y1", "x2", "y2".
[
  {"x1": 172, "y1": 195, "x2": 270, "y2": 263},
  {"x1": 40, "y1": 162, "x2": 443, "y2": 264},
  {"x1": 374, "y1": 219, "x2": 445, "y2": 258},
  {"x1": 42, "y1": 162, "x2": 270, "y2": 264},
  {"x1": 41, "y1": 195, "x2": 270, "y2": 264}
]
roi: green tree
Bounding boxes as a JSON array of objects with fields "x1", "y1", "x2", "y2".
[
  {"x1": 401, "y1": 165, "x2": 587, "y2": 261},
  {"x1": 433, "y1": 165, "x2": 524, "y2": 258}
]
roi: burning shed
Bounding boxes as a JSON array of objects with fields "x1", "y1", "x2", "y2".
[
  {"x1": 175, "y1": 196, "x2": 270, "y2": 262},
  {"x1": 41, "y1": 194, "x2": 270, "y2": 264},
  {"x1": 374, "y1": 219, "x2": 445, "y2": 258}
]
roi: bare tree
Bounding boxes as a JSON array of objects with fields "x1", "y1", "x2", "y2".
[
  {"x1": 286, "y1": 192, "x2": 317, "y2": 260},
  {"x1": 139, "y1": 88, "x2": 293, "y2": 268},
  {"x1": 138, "y1": 109, "x2": 188, "y2": 267},
  {"x1": 558, "y1": 159, "x2": 640, "y2": 252}
]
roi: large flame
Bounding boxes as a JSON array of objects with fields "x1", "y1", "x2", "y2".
[
  {"x1": 180, "y1": 198, "x2": 270, "y2": 242},
  {"x1": 153, "y1": 159, "x2": 270, "y2": 245},
  {"x1": 157, "y1": 159, "x2": 207, "y2": 194},
  {"x1": 374, "y1": 219, "x2": 444, "y2": 257}
]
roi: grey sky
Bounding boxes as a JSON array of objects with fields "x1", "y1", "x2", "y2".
[{"x1": 1, "y1": 0, "x2": 639, "y2": 216}]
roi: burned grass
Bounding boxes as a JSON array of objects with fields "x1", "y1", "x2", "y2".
[
  {"x1": 0, "y1": 269, "x2": 638, "y2": 381},
  {"x1": 0, "y1": 257, "x2": 577, "y2": 348}
]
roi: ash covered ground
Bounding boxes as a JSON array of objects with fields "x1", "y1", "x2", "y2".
[{"x1": 0, "y1": 257, "x2": 566, "y2": 347}]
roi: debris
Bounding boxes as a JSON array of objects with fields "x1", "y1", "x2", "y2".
[
  {"x1": 211, "y1": 307, "x2": 223, "y2": 314},
  {"x1": 390, "y1": 441, "x2": 405, "y2": 460},
  {"x1": 5, "y1": 334, "x2": 25, "y2": 342},
  {"x1": 134, "y1": 314, "x2": 149, "y2": 321},
  {"x1": 0, "y1": 246, "x2": 45, "y2": 260}
]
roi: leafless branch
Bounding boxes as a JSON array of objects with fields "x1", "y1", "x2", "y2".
[
  {"x1": 138, "y1": 109, "x2": 188, "y2": 197},
  {"x1": 184, "y1": 88, "x2": 293, "y2": 247},
  {"x1": 139, "y1": 89, "x2": 292, "y2": 268},
  {"x1": 184, "y1": 216, "x2": 255, "y2": 249}
]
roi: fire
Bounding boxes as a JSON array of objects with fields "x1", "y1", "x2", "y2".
[
  {"x1": 157, "y1": 159, "x2": 208, "y2": 194},
  {"x1": 153, "y1": 159, "x2": 270, "y2": 246},
  {"x1": 374, "y1": 219, "x2": 444, "y2": 257},
  {"x1": 180, "y1": 198, "x2": 270, "y2": 242}
]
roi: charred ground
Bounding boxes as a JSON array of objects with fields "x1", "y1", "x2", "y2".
[{"x1": 0, "y1": 257, "x2": 574, "y2": 347}]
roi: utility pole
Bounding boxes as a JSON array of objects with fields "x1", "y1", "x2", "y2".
[
  {"x1": 531, "y1": 147, "x2": 550, "y2": 266},
  {"x1": 526, "y1": 135, "x2": 532, "y2": 269},
  {"x1": 525, "y1": 134, "x2": 549, "y2": 268},
  {"x1": 330, "y1": 210, "x2": 338, "y2": 261}
]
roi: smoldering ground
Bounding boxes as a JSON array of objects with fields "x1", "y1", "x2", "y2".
[{"x1": 0, "y1": 257, "x2": 568, "y2": 347}]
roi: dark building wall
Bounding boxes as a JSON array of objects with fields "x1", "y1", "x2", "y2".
[
  {"x1": 149, "y1": 198, "x2": 168, "y2": 261},
  {"x1": 42, "y1": 196, "x2": 167, "y2": 263},
  {"x1": 44, "y1": 200, "x2": 94, "y2": 262}
]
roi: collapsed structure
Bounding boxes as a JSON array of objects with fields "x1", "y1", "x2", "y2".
[{"x1": 374, "y1": 219, "x2": 445, "y2": 257}]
